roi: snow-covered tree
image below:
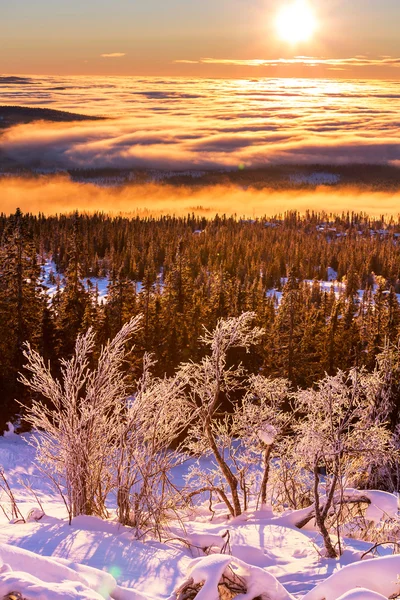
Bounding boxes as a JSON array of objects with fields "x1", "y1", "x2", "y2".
[
  {"x1": 178, "y1": 312, "x2": 264, "y2": 517},
  {"x1": 236, "y1": 375, "x2": 293, "y2": 508},
  {"x1": 293, "y1": 368, "x2": 393, "y2": 558},
  {"x1": 20, "y1": 315, "x2": 142, "y2": 520},
  {"x1": 116, "y1": 353, "x2": 190, "y2": 536}
]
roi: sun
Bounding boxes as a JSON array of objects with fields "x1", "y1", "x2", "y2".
[{"x1": 275, "y1": 0, "x2": 317, "y2": 44}]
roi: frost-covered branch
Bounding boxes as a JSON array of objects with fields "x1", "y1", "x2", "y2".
[{"x1": 20, "y1": 315, "x2": 142, "y2": 518}]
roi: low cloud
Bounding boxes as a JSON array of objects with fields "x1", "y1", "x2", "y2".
[
  {"x1": 1, "y1": 176, "x2": 400, "y2": 218},
  {"x1": 174, "y1": 56, "x2": 400, "y2": 70},
  {"x1": 101, "y1": 53, "x2": 126, "y2": 58}
]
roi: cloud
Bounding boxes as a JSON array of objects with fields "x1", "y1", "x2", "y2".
[
  {"x1": 100, "y1": 53, "x2": 126, "y2": 58},
  {"x1": 173, "y1": 56, "x2": 400, "y2": 69},
  {"x1": 1, "y1": 176, "x2": 400, "y2": 219},
  {"x1": 2, "y1": 75, "x2": 400, "y2": 172}
]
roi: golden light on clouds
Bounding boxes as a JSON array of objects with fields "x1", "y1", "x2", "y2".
[
  {"x1": 2, "y1": 77, "x2": 400, "y2": 171},
  {"x1": 1, "y1": 177, "x2": 400, "y2": 219},
  {"x1": 100, "y1": 53, "x2": 126, "y2": 58},
  {"x1": 275, "y1": 0, "x2": 317, "y2": 44}
]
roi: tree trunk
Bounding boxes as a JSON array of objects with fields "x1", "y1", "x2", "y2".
[
  {"x1": 205, "y1": 421, "x2": 242, "y2": 516},
  {"x1": 260, "y1": 444, "x2": 273, "y2": 506},
  {"x1": 313, "y1": 465, "x2": 337, "y2": 558}
]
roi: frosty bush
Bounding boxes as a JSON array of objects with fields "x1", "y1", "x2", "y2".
[
  {"x1": 18, "y1": 308, "x2": 400, "y2": 554},
  {"x1": 177, "y1": 313, "x2": 295, "y2": 517},
  {"x1": 293, "y1": 368, "x2": 394, "y2": 558},
  {"x1": 116, "y1": 353, "x2": 190, "y2": 536},
  {"x1": 20, "y1": 315, "x2": 142, "y2": 520},
  {"x1": 237, "y1": 374, "x2": 294, "y2": 508}
]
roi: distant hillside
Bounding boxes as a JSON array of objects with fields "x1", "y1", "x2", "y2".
[
  {"x1": 66, "y1": 163, "x2": 400, "y2": 191},
  {"x1": 0, "y1": 105, "x2": 106, "y2": 128},
  {"x1": 0, "y1": 76, "x2": 33, "y2": 84}
]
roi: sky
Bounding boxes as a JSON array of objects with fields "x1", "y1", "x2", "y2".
[{"x1": 1, "y1": 0, "x2": 400, "y2": 78}]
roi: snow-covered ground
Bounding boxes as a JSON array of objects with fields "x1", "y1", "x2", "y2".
[
  {"x1": 267, "y1": 276, "x2": 347, "y2": 308},
  {"x1": 267, "y1": 273, "x2": 400, "y2": 308},
  {"x1": 0, "y1": 431, "x2": 399, "y2": 600},
  {"x1": 41, "y1": 258, "x2": 400, "y2": 311},
  {"x1": 41, "y1": 259, "x2": 142, "y2": 303}
]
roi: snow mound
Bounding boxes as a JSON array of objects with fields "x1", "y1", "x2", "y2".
[
  {"x1": 173, "y1": 553, "x2": 294, "y2": 600},
  {"x1": 71, "y1": 515, "x2": 128, "y2": 535},
  {"x1": 187, "y1": 554, "x2": 232, "y2": 600},
  {"x1": 303, "y1": 555, "x2": 400, "y2": 600},
  {"x1": 226, "y1": 555, "x2": 294, "y2": 600},
  {"x1": 363, "y1": 490, "x2": 398, "y2": 523},
  {"x1": 0, "y1": 543, "x2": 117, "y2": 599},
  {"x1": 336, "y1": 590, "x2": 387, "y2": 600},
  {"x1": 0, "y1": 565, "x2": 105, "y2": 599},
  {"x1": 3, "y1": 423, "x2": 15, "y2": 438},
  {"x1": 344, "y1": 489, "x2": 399, "y2": 523},
  {"x1": 26, "y1": 508, "x2": 45, "y2": 523}
]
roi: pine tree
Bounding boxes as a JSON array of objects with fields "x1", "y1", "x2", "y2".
[
  {"x1": 271, "y1": 270, "x2": 303, "y2": 382},
  {"x1": 54, "y1": 215, "x2": 88, "y2": 357},
  {"x1": 0, "y1": 209, "x2": 45, "y2": 426}
]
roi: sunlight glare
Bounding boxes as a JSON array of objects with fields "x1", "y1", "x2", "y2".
[{"x1": 276, "y1": 0, "x2": 317, "y2": 44}]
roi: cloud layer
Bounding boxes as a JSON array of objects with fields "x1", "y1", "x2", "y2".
[
  {"x1": 175, "y1": 56, "x2": 400, "y2": 70},
  {"x1": 2, "y1": 176, "x2": 400, "y2": 218},
  {"x1": 1, "y1": 75, "x2": 400, "y2": 171}
]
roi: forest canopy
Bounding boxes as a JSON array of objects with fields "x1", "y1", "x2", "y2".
[{"x1": 1, "y1": 208, "x2": 400, "y2": 427}]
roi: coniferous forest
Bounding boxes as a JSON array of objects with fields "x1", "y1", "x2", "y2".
[
  {"x1": 4, "y1": 0, "x2": 400, "y2": 596},
  {"x1": 2, "y1": 207, "x2": 400, "y2": 430}
]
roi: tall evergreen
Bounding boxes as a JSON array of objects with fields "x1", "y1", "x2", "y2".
[{"x1": 0, "y1": 209, "x2": 45, "y2": 426}]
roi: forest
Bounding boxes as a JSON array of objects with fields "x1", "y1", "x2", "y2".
[
  {"x1": 1, "y1": 207, "x2": 400, "y2": 427},
  {"x1": 1, "y1": 207, "x2": 400, "y2": 597}
]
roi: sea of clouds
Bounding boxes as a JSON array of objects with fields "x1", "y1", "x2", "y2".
[
  {"x1": 1, "y1": 75, "x2": 400, "y2": 216},
  {"x1": 1, "y1": 75, "x2": 400, "y2": 171}
]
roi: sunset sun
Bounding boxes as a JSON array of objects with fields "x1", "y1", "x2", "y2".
[{"x1": 276, "y1": 0, "x2": 317, "y2": 44}]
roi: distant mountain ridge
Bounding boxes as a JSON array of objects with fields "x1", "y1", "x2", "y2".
[{"x1": 0, "y1": 105, "x2": 106, "y2": 128}]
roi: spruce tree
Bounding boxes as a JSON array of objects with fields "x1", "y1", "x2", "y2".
[{"x1": 0, "y1": 209, "x2": 45, "y2": 426}]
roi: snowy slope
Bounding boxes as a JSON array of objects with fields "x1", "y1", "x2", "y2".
[{"x1": 0, "y1": 432, "x2": 399, "y2": 599}]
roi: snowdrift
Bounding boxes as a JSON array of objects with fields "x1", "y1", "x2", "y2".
[
  {"x1": 303, "y1": 555, "x2": 400, "y2": 600},
  {"x1": 0, "y1": 542, "x2": 116, "y2": 599}
]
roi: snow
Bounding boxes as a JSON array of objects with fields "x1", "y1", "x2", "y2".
[
  {"x1": 180, "y1": 554, "x2": 232, "y2": 600},
  {"x1": 0, "y1": 517, "x2": 189, "y2": 599},
  {"x1": 327, "y1": 267, "x2": 338, "y2": 282},
  {"x1": 39, "y1": 257, "x2": 398, "y2": 312},
  {"x1": 40, "y1": 258, "x2": 143, "y2": 303},
  {"x1": 343, "y1": 489, "x2": 399, "y2": 524},
  {"x1": 267, "y1": 279, "x2": 348, "y2": 307},
  {"x1": 41, "y1": 258, "x2": 110, "y2": 302},
  {"x1": 0, "y1": 568, "x2": 106, "y2": 600},
  {"x1": 302, "y1": 555, "x2": 400, "y2": 600},
  {"x1": 172, "y1": 554, "x2": 295, "y2": 600},
  {"x1": 0, "y1": 432, "x2": 399, "y2": 600},
  {"x1": 336, "y1": 591, "x2": 387, "y2": 600},
  {"x1": 3, "y1": 423, "x2": 15, "y2": 438},
  {"x1": 257, "y1": 424, "x2": 277, "y2": 446},
  {"x1": 364, "y1": 490, "x2": 399, "y2": 523},
  {"x1": 0, "y1": 543, "x2": 114, "y2": 599}
]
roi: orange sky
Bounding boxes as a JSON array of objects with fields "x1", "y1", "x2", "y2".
[{"x1": 1, "y1": 0, "x2": 400, "y2": 79}]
